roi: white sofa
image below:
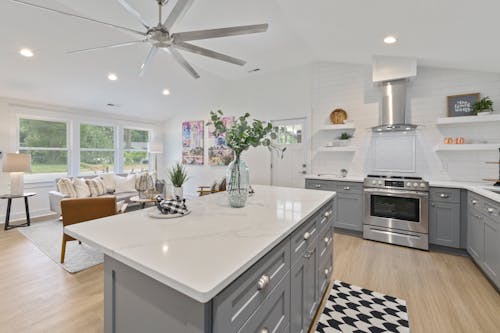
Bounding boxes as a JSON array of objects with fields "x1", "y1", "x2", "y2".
[{"x1": 49, "y1": 173, "x2": 140, "y2": 216}]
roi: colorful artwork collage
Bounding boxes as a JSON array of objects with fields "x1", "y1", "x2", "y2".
[{"x1": 182, "y1": 117, "x2": 234, "y2": 166}]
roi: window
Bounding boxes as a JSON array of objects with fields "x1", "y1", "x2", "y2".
[
  {"x1": 80, "y1": 124, "x2": 115, "y2": 174},
  {"x1": 273, "y1": 123, "x2": 303, "y2": 145},
  {"x1": 18, "y1": 118, "x2": 68, "y2": 174},
  {"x1": 123, "y1": 128, "x2": 150, "y2": 173}
]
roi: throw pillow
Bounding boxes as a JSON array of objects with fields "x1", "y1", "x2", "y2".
[
  {"x1": 57, "y1": 178, "x2": 77, "y2": 198},
  {"x1": 135, "y1": 172, "x2": 152, "y2": 191},
  {"x1": 73, "y1": 178, "x2": 91, "y2": 198},
  {"x1": 86, "y1": 177, "x2": 107, "y2": 197},
  {"x1": 114, "y1": 174, "x2": 136, "y2": 193},
  {"x1": 101, "y1": 173, "x2": 116, "y2": 193}
]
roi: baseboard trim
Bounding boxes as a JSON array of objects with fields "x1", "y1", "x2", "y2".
[{"x1": 0, "y1": 210, "x2": 56, "y2": 225}]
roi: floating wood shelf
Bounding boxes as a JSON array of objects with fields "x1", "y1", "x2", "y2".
[
  {"x1": 316, "y1": 146, "x2": 356, "y2": 152},
  {"x1": 318, "y1": 123, "x2": 356, "y2": 131}
]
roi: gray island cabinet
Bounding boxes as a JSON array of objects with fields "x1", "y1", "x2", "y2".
[{"x1": 65, "y1": 185, "x2": 335, "y2": 333}]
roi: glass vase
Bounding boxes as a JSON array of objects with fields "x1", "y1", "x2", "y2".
[{"x1": 226, "y1": 157, "x2": 249, "y2": 208}]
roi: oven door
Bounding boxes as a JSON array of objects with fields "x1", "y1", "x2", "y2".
[{"x1": 363, "y1": 188, "x2": 429, "y2": 234}]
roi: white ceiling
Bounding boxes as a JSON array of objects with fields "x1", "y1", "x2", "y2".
[{"x1": 1, "y1": 0, "x2": 499, "y2": 120}]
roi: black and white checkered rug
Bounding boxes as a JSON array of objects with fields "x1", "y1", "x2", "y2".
[{"x1": 316, "y1": 280, "x2": 410, "y2": 333}]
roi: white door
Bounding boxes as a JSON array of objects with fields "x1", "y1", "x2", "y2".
[{"x1": 271, "y1": 118, "x2": 308, "y2": 188}]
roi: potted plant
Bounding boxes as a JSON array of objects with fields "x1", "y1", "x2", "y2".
[
  {"x1": 168, "y1": 162, "x2": 188, "y2": 198},
  {"x1": 473, "y1": 97, "x2": 494, "y2": 116},
  {"x1": 336, "y1": 132, "x2": 352, "y2": 147},
  {"x1": 208, "y1": 110, "x2": 285, "y2": 208}
]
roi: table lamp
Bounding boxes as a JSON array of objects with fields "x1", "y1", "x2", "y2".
[
  {"x1": 2, "y1": 153, "x2": 31, "y2": 195},
  {"x1": 148, "y1": 140, "x2": 164, "y2": 182}
]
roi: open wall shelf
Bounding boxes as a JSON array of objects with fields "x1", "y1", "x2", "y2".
[
  {"x1": 436, "y1": 114, "x2": 500, "y2": 126},
  {"x1": 318, "y1": 123, "x2": 356, "y2": 131},
  {"x1": 316, "y1": 146, "x2": 357, "y2": 152},
  {"x1": 434, "y1": 144, "x2": 500, "y2": 152}
]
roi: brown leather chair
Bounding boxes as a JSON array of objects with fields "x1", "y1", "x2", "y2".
[{"x1": 60, "y1": 197, "x2": 116, "y2": 263}]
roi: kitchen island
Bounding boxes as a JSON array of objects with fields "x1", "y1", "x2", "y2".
[{"x1": 65, "y1": 185, "x2": 336, "y2": 333}]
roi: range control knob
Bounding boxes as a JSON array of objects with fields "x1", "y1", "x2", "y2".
[
  {"x1": 372, "y1": 180, "x2": 377, "y2": 185},
  {"x1": 420, "y1": 183, "x2": 426, "y2": 188},
  {"x1": 377, "y1": 180, "x2": 383, "y2": 185},
  {"x1": 413, "y1": 182, "x2": 418, "y2": 187},
  {"x1": 406, "y1": 182, "x2": 412, "y2": 187}
]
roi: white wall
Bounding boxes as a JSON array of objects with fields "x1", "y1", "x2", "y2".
[
  {"x1": 164, "y1": 61, "x2": 500, "y2": 195},
  {"x1": 0, "y1": 98, "x2": 163, "y2": 223}
]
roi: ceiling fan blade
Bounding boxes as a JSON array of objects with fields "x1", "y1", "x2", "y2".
[
  {"x1": 163, "y1": 47, "x2": 200, "y2": 79},
  {"x1": 7, "y1": 0, "x2": 146, "y2": 36},
  {"x1": 116, "y1": 0, "x2": 150, "y2": 29},
  {"x1": 67, "y1": 40, "x2": 146, "y2": 54},
  {"x1": 162, "y1": 0, "x2": 194, "y2": 31},
  {"x1": 139, "y1": 46, "x2": 159, "y2": 77},
  {"x1": 173, "y1": 24, "x2": 269, "y2": 42},
  {"x1": 174, "y1": 41, "x2": 246, "y2": 66}
]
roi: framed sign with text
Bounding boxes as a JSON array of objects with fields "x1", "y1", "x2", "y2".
[{"x1": 447, "y1": 93, "x2": 480, "y2": 117}]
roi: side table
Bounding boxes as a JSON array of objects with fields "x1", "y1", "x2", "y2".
[
  {"x1": 130, "y1": 196, "x2": 156, "y2": 209},
  {"x1": 1, "y1": 193, "x2": 36, "y2": 231}
]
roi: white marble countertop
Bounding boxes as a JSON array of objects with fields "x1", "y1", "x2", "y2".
[
  {"x1": 306, "y1": 174, "x2": 500, "y2": 203},
  {"x1": 305, "y1": 174, "x2": 365, "y2": 182},
  {"x1": 65, "y1": 185, "x2": 335, "y2": 303}
]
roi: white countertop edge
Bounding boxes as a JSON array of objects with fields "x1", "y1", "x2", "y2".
[
  {"x1": 305, "y1": 175, "x2": 364, "y2": 182},
  {"x1": 66, "y1": 190, "x2": 337, "y2": 303}
]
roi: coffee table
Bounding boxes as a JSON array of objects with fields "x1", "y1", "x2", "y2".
[{"x1": 130, "y1": 196, "x2": 156, "y2": 209}]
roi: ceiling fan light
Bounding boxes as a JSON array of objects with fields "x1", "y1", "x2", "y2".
[
  {"x1": 20, "y1": 48, "x2": 34, "y2": 57},
  {"x1": 107, "y1": 73, "x2": 118, "y2": 81}
]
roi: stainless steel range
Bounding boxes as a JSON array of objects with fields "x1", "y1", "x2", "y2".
[{"x1": 363, "y1": 175, "x2": 429, "y2": 250}]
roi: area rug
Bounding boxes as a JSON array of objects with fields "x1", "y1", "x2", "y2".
[
  {"x1": 17, "y1": 220, "x2": 103, "y2": 273},
  {"x1": 316, "y1": 280, "x2": 410, "y2": 333}
]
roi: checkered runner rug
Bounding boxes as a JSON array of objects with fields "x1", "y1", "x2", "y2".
[{"x1": 316, "y1": 280, "x2": 410, "y2": 333}]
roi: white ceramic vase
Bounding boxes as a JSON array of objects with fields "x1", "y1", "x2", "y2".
[{"x1": 173, "y1": 186, "x2": 184, "y2": 199}]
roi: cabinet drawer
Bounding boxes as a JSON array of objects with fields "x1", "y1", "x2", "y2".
[
  {"x1": 213, "y1": 239, "x2": 290, "y2": 333},
  {"x1": 318, "y1": 249, "x2": 333, "y2": 297},
  {"x1": 239, "y1": 273, "x2": 290, "y2": 333},
  {"x1": 291, "y1": 215, "x2": 318, "y2": 264},
  {"x1": 305, "y1": 179, "x2": 336, "y2": 191},
  {"x1": 335, "y1": 182, "x2": 363, "y2": 194},
  {"x1": 317, "y1": 201, "x2": 335, "y2": 233},
  {"x1": 430, "y1": 187, "x2": 461, "y2": 203},
  {"x1": 318, "y1": 226, "x2": 333, "y2": 263},
  {"x1": 468, "y1": 193, "x2": 500, "y2": 223}
]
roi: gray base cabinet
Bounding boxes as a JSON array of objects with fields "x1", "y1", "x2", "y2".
[
  {"x1": 429, "y1": 188, "x2": 461, "y2": 248},
  {"x1": 306, "y1": 179, "x2": 363, "y2": 232},
  {"x1": 105, "y1": 199, "x2": 335, "y2": 333},
  {"x1": 467, "y1": 192, "x2": 500, "y2": 289}
]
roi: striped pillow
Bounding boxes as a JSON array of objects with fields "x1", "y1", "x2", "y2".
[
  {"x1": 57, "y1": 178, "x2": 77, "y2": 198},
  {"x1": 85, "y1": 177, "x2": 106, "y2": 197}
]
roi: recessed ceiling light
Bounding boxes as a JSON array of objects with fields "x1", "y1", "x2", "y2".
[
  {"x1": 383, "y1": 36, "x2": 398, "y2": 44},
  {"x1": 20, "y1": 48, "x2": 34, "y2": 57},
  {"x1": 162, "y1": 89, "x2": 170, "y2": 96},
  {"x1": 107, "y1": 73, "x2": 118, "y2": 81}
]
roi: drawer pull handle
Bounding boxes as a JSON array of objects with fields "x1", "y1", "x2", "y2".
[
  {"x1": 473, "y1": 214, "x2": 483, "y2": 220},
  {"x1": 324, "y1": 211, "x2": 331, "y2": 217},
  {"x1": 344, "y1": 186, "x2": 350, "y2": 190},
  {"x1": 304, "y1": 250, "x2": 313, "y2": 259},
  {"x1": 472, "y1": 200, "x2": 477, "y2": 205},
  {"x1": 260, "y1": 328, "x2": 269, "y2": 333},
  {"x1": 324, "y1": 237, "x2": 330, "y2": 244},
  {"x1": 487, "y1": 208, "x2": 494, "y2": 214},
  {"x1": 257, "y1": 275, "x2": 270, "y2": 291},
  {"x1": 304, "y1": 232, "x2": 311, "y2": 240},
  {"x1": 315, "y1": 184, "x2": 322, "y2": 188},
  {"x1": 440, "y1": 194, "x2": 449, "y2": 198},
  {"x1": 324, "y1": 268, "x2": 329, "y2": 277}
]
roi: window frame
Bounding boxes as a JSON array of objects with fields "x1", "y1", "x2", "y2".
[
  {"x1": 78, "y1": 122, "x2": 116, "y2": 175},
  {"x1": 16, "y1": 115, "x2": 70, "y2": 180},
  {"x1": 122, "y1": 127, "x2": 151, "y2": 174}
]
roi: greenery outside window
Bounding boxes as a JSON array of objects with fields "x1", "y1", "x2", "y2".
[
  {"x1": 18, "y1": 118, "x2": 68, "y2": 174},
  {"x1": 273, "y1": 123, "x2": 303, "y2": 145},
  {"x1": 80, "y1": 124, "x2": 115, "y2": 174},
  {"x1": 123, "y1": 128, "x2": 150, "y2": 173}
]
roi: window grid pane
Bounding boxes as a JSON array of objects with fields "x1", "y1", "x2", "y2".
[
  {"x1": 19, "y1": 118, "x2": 67, "y2": 148},
  {"x1": 80, "y1": 124, "x2": 114, "y2": 149}
]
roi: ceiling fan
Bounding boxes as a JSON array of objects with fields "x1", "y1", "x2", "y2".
[{"x1": 8, "y1": 0, "x2": 269, "y2": 79}]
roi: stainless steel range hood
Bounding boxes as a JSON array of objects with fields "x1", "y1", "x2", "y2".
[
  {"x1": 372, "y1": 79, "x2": 417, "y2": 132},
  {"x1": 371, "y1": 56, "x2": 418, "y2": 133}
]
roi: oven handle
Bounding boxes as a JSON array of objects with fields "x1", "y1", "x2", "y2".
[
  {"x1": 363, "y1": 188, "x2": 429, "y2": 197},
  {"x1": 369, "y1": 227, "x2": 422, "y2": 240}
]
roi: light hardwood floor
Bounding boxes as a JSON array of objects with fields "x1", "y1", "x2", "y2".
[{"x1": 1, "y1": 227, "x2": 499, "y2": 333}]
